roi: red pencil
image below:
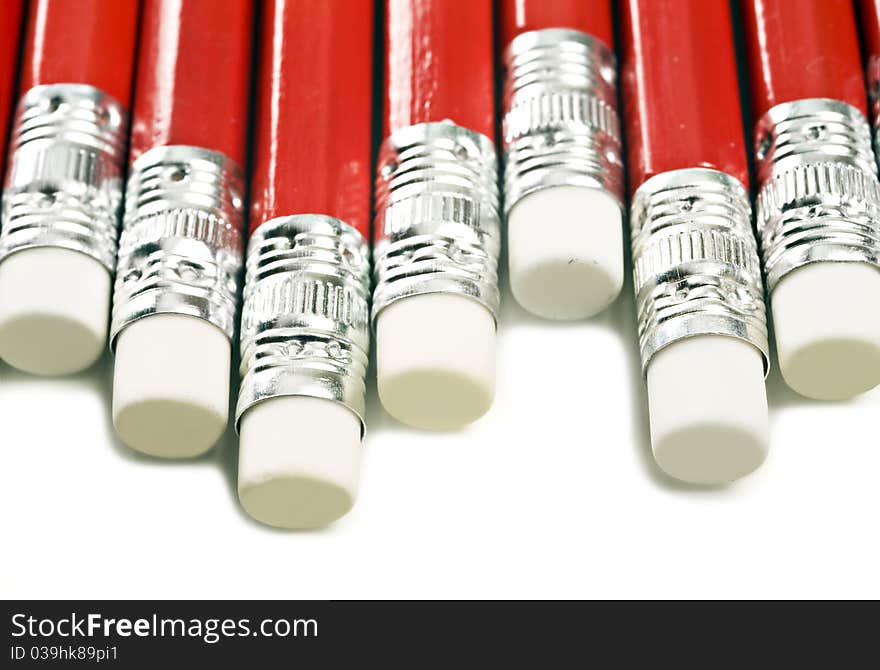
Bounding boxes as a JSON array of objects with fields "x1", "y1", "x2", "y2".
[
  {"x1": 858, "y1": 0, "x2": 880, "y2": 162},
  {"x1": 374, "y1": 0, "x2": 500, "y2": 430},
  {"x1": 742, "y1": 0, "x2": 880, "y2": 401},
  {"x1": 235, "y1": 0, "x2": 373, "y2": 528},
  {"x1": 0, "y1": 0, "x2": 25, "y2": 174},
  {"x1": 499, "y1": 0, "x2": 624, "y2": 320},
  {"x1": 0, "y1": 0, "x2": 139, "y2": 375},
  {"x1": 620, "y1": 0, "x2": 769, "y2": 484},
  {"x1": 109, "y1": 0, "x2": 253, "y2": 458}
]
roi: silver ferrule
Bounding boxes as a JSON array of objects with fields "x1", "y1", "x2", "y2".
[
  {"x1": 501, "y1": 28, "x2": 623, "y2": 212},
  {"x1": 754, "y1": 98, "x2": 880, "y2": 289},
  {"x1": 1, "y1": 84, "x2": 127, "y2": 269},
  {"x1": 235, "y1": 215, "x2": 370, "y2": 434},
  {"x1": 373, "y1": 121, "x2": 501, "y2": 323},
  {"x1": 110, "y1": 145, "x2": 245, "y2": 347},
  {"x1": 631, "y1": 168, "x2": 769, "y2": 374}
]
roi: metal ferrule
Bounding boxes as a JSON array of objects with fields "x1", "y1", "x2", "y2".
[
  {"x1": 1, "y1": 83, "x2": 127, "y2": 269},
  {"x1": 754, "y1": 98, "x2": 880, "y2": 289},
  {"x1": 631, "y1": 168, "x2": 769, "y2": 374},
  {"x1": 501, "y1": 28, "x2": 623, "y2": 212},
  {"x1": 373, "y1": 121, "x2": 501, "y2": 323},
  {"x1": 235, "y1": 215, "x2": 370, "y2": 435},
  {"x1": 110, "y1": 145, "x2": 245, "y2": 347}
]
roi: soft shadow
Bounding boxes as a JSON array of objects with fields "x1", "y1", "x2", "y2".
[{"x1": 0, "y1": 349, "x2": 142, "y2": 463}]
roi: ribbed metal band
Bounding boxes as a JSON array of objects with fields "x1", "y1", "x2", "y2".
[
  {"x1": 235, "y1": 215, "x2": 370, "y2": 435},
  {"x1": 1, "y1": 84, "x2": 127, "y2": 269},
  {"x1": 631, "y1": 168, "x2": 769, "y2": 374},
  {"x1": 373, "y1": 122, "x2": 500, "y2": 323},
  {"x1": 754, "y1": 98, "x2": 880, "y2": 289},
  {"x1": 502, "y1": 28, "x2": 623, "y2": 212},
  {"x1": 110, "y1": 145, "x2": 245, "y2": 347}
]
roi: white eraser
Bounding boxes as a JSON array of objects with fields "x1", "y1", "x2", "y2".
[
  {"x1": 113, "y1": 314, "x2": 230, "y2": 458},
  {"x1": 238, "y1": 396, "x2": 361, "y2": 529},
  {"x1": 771, "y1": 262, "x2": 880, "y2": 400},
  {"x1": 508, "y1": 185, "x2": 624, "y2": 320},
  {"x1": 646, "y1": 335, "x2": 769, "y2": 485},
  {"x1": 377, "y1": 293, "x2": 496, "y2": 430},
  {"x1": 0, "y1": 247, "x2": 109, "y2": 375}
]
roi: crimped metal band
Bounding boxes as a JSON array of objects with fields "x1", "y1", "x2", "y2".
[
  {"x1": 235, "y1": 215, "x2": 370, "y2": 435},
  {"x1": 502, "y1": 28, "x2": 623, "y2": 212},
  {"x1": 631, "y1": 168, "x2": 769, "y2": 374},
  {"x1": 373, "y1": 122, "x2": 500, "y2": 323},
  {"x1": 754, "y1": 98, "x2": 880, "y2": 288},
  {"x1": 1, "y1": 84, "x2": 127, "y2": 269},
  {"x1": 110, "y1": 145, "x2": 245, "y2": 347}
]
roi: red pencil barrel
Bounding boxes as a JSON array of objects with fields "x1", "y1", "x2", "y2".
[
  {"x1": 859, "y1": 0, "x2": 880, "y2": 59},
  {"x1": 110, "y1": 0, "x2": 255, "y2": 356},
  {"x1": 384, "y1": 0, "x2": 494, "y2": 139},
  {"x1": 129, "y1": 0, "x2": 253, "y2": 164},
  {"x1": 498, "y1": 0, "x2": 613, "y2": 48},
  {"x1": 619, "y1": 0, "x2": 749, "y2": 192},
  {"x1": 741, "y1": 0, "x2": 866, "y2": 119},
  {"x1": 859, "y1": 0, "x2": 880, "y2": 138},
  {"x1": 19, "y1": 0, "x2": 140, "y2": 106},
  {"x1": 249, "y1": 0, "x2": 373, "y2": 238},
  {"x1": 0, "y1": 0, "x2": 25, "y2": 165}
]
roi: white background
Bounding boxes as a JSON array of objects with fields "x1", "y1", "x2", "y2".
[{"x1": 2, "y1": 271, "x2": 880, "y2": 600}]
